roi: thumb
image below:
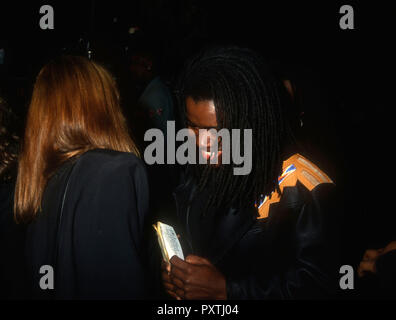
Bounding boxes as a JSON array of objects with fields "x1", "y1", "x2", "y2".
[{"x1": 186, "y1": 255, "x2": 211, "y2": 265}]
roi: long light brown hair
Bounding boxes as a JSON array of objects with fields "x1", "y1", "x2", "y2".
[{"x1": 14, "y1": 55, "x2": 139, "y2": 223}]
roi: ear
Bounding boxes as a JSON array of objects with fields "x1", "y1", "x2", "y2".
[{"x1": 283, "y1": 79, "x2": 295, "y2": 101}]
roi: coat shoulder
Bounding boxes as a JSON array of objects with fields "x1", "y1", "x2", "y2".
[
  {"x1": 74, "y1": 149, "x2": 145, "y2": 176},
  {"x1": 257, "y1": 153, "x2": 334, "y2": 219},
  {"x1": 283, "y1": 153, "x2": 334, "y2": 192}
]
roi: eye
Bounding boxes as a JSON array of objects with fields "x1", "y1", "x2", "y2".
[{"x1": 186, "y1": 119, "x2": 197, "y2": 128}]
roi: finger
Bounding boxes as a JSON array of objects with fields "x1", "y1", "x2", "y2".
[
  {"x1": 383, "y1": 241, "x2": 396, "y2": 254},
  {"x1": 161, "y1": 260, "x2": 171, "y2": 273},
  {"x1": 166, "y1": 289, "x2": 181, "y2": 300},
  {"x1": 358, "y1": 263, "x2": 372, "y2": 278},
  {"x1": 170, "y1": 274, "x2": 185, "y2": 290},
  {"x1": 163, "y1": 277, "x2": 182, "y2": 300},
  {"x1": 173, "y1": 287, "x2": 185, "y2": 299},
  {"x1": 363, "y1": 249, "x2": 380, "y2": 261},
  {"x1": 170, "y1": 263, "x2": 191, "y2": 283},
  {"x1": 184, "y1": 287, "x2": 210, "y2": 300},
  {"x1": 170, "y1": 255, "x2": 191, "y2": 270},
  {"x1": 162, "y1": 270, "x2": 172, "y2": 284},
  {"x1": 163, "y1": 281, "x2": 176, "y2": 292},
  {"x1": 186, "y1": 255, "x2": 211, "y2": 265},
  {"x1": 359, "y1": 260, "x2": 376, "y2": 274}
]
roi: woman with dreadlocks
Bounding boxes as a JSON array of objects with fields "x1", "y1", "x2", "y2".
[{"x1": 161, "y1": 46, "x2": 341, "y2": 300}]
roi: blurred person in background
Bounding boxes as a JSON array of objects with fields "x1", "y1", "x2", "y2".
[{"x1": 128, "y1": 40, "x2": 175, "y2": 140}]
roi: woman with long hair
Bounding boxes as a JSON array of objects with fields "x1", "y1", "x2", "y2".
[{"x1": 15, "y1": 56, "x2": 150, "y2": 299}]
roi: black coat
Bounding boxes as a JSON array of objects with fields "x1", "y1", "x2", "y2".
[
  {"x1": 25, "y1": 149, "x2": 151, "y2": 299},
  {"x1": 173, "y1": 154, "x2": 341, "y2": 299}
]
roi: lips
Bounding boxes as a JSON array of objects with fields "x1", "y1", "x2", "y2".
[{"x1": 200, "y1": 149, "x2": 222, "y2": 162}]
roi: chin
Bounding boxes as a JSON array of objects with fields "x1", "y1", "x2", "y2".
[{"x1": 200, "y1": 149, "x2": 223, "y2": 165}]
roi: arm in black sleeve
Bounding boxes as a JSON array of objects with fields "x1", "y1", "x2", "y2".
[
  {"x1": 226, "y1": 183, "x2": 340, "y2": 299},
  {"x1": 73, "y1": 155, "x2": 150, "y2": 299}
]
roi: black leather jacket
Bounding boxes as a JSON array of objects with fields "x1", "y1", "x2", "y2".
[{"x1": 173, "y1": 153, "x2": 340, "y2": 299}]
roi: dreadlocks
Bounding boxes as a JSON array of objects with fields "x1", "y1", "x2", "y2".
[{"x1": 176, "y1": 46, "x2": 294, "y2": 215}]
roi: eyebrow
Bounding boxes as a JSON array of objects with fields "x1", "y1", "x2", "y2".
[{"x1": 185, "y1": 118, "x2": 217, "y2": 130}]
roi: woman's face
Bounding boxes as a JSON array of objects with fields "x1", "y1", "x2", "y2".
[{"x1": 185, "y1": 96, "x2": 222, "y2": 163}]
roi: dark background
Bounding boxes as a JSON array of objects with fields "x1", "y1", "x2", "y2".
[{"x1": 0, "y1": 0, "x2": 394, "y2": 297}]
